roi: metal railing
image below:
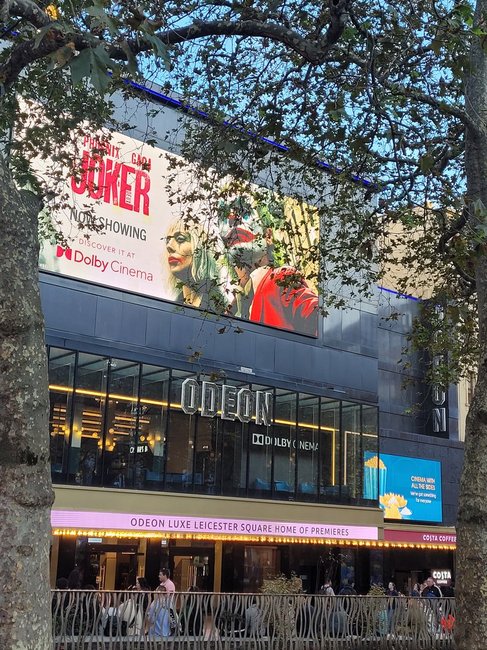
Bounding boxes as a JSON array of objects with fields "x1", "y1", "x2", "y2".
[{"x1": 52, "y1": 590, "x2": 456, "y2": 649}]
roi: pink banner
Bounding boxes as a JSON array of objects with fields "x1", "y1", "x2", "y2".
[
  {"x1": 384, "y1": 529, "x2": 456, "y2": 544},
  {"x1": 52, "y1": 509, "x2": 379, "y2": 541}
]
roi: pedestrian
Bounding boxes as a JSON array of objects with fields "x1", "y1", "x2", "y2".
[
  {"x1": 181, "y1": 586, "x2": 204, "y2": 636},
  {"x1": 421, "y1": 577, "x2": 442, "y2": 633},
  {"x1": 159, "y1": 568, "x2": 176, "y2": 594},
  {"x1": 67, "y1": 567, "x2": 82, "y2": 589},
  {"x1": 135, "y1": 576, "x2": 151, "y2": 615},
  {"x1": 320, "y1": 580, "x2": 335, "y2": 596},
  {"x1": 410, "y1": 583, "x2": 421, "y2": 597},
  {"x1": 386, "y1": 581, "x2": 399, "y2": 634},
  {"x1": 145, "y1": 586, "x2": 171, "y2": 638},
  {"x1": 441, "y1": 578, "x2": 455, "y2": 598},
  {"x1": 338, "y1": 580, "x2": 356, "y2": 595},
  {"x1": 421, "y1": 577, "x2": 442, "y2": 598}
]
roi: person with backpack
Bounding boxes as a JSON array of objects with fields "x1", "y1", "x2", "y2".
[
  {"x1": 145, "y1": 586, "x2": 172, "y2": 638},
  {"x1": 320, "y1": 580, "x2": 335, "y2": 596}
]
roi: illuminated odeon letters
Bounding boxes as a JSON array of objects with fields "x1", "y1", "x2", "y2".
[
  {"x1": 431, "y1": 305, "x2": 447, "y2": 434},
  {"x1": 181, "y1": 378, "x2": 272, "y2": 425}
]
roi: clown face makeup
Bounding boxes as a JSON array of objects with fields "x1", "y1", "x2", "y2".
[{"x1": 218, "y1": 198, "x2": 271, "y2": 269}]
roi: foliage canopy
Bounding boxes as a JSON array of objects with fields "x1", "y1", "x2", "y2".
[{"x1": 2, "y1": 0, "x2": 482, "y2": 386}]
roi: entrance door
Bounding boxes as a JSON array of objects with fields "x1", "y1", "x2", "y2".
[
  {"x1": 85, "y1": 542, "x2": 138, "y2": 590},
  {"x1": 170, "y1": 547, "x2": 214, "y2": 592}
]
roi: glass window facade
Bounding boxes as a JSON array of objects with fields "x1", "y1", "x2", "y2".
[{"x1": 48, "y1": 346, "x2": 379, "y2": 505}]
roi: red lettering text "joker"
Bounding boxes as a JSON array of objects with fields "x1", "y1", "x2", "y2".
[{"x1": 71, "y1": 151, "x2": 151, "y2": 216}]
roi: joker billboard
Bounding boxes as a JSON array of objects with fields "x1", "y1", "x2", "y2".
[{"x1": 38, "y1": 130, "x2": 319, "y2": 337}]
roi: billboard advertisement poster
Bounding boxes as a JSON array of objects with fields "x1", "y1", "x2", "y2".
[
  {"x1": 363, "y1": 452, "x2": 443, "y2": 523},
  {"x1": 37, "y1": 129, "x2": 319, "y2": 337}
]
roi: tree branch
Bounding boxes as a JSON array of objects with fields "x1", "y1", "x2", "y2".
[
  {"x1": 437, "y1": 206, "x2": 477, "y2": 290},
  {"x1": 131, "y1": 7, "x2": 350, "y2": 64},
  {"x1": 0, "y1": 32, "x2": 92, "y2": 86},
  {"x1": 0, "y1": 0, "x2": 351, "y2": 87},
  {"x1": 10, "y1": 0, "x2": 50, "y2": 28}
]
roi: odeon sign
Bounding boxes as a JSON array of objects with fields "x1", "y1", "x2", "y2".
[
  {"x1": 51, "y1": 510, "x2": 379, "y2": 542},
  {"x1": 181, "y1": 378, "x2": 272, "y2": 425}
]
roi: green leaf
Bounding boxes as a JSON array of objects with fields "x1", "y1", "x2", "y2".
[
  {"x1": 139, "y1": 22, "x2": 171, "y2": 70},
  {"x1": 69, "y1": 48, "x2": 92, "y2": 86},
  {"x1": 431, "y1": 39, "x2": 442, "y2": 55},
  {"x1": 93, "y1": 44, "x2": 116, "y2": 70},
  {"x1": 86, "y1": 5, "x2": 118, "y2": 35},
  {"x1": 33, "y1": 24, "x2": 54, "y2": 50},
  {"x1": 473, "y1": 198, "x2": 487, "y2": 222},
  {"x1": 89, "y1": 49, "x2": 111, "y2": 94},
  {"x1": 419, "y1": 153, "x2": 434, "y2": 173},
  {"x1": 120, "y1": 41, "x2": 138, "y2": 76}
]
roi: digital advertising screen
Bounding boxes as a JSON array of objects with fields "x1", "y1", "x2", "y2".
[
  {"x1": 37, "y1": 129, "x2": 319, "y2": 337},
  {"x1": 363, "y1": 452, "x2": 443, "y2": 523}
]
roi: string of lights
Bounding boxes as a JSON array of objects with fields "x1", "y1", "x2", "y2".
[{"x1": 52, "y1": 528, "x2": 456, "y2": 550}]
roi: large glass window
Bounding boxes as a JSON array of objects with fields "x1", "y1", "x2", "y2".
[
  {"x1": 138, "y1": 365, "x2": 170, "y2": 490},
  {"x1": 320, "y1": 399, "x2": 340, "y2": 501},
  {"x1": 343, "y1": 402, "x2": 362, "y2": 500},
  {"x1": 69, "y1": 353, "x2": 109, "y2": 485},
  {"x1": 362, "y1": 405, "x2": 379, "y2": 501},
  {"x1": 220, "y1": 381, "x2": 250, "y2": 497},
  {"x1": 194, "y1": 416, "x2": 221, "y2": 493},
  {"x1": 48, "y1": 348, "x2": 76, "y2": 480},
  {"x1": 296, "y1": 395, "x2": 320, "y2": 500},
  {"x1": 273, "y1": 389, "x2": 297, "y2": 498},
  {"x1": 48, "y1": 345, "x2": 378, "y2": 505},
  {"x1": 192, "y1": 375, "x2": 226, "y2": 494},
  {"x1": 165, "y1": 370, "x2": 195, "y2": 492},
  {"x1": 247, "y1": 383, "x2": 274, "y2": 498},
  {"x1": 243, "y1": 546, "x2": 280, "y2": 592},
  {"x1": 103, "y1": 359, "x2": 140, "y2": 488},
  {"x1": 220, "y1": 417, "x2": 247, "y2": 497}
]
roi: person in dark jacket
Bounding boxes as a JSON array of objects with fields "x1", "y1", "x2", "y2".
[
  {"x1": 421, "y1": 577, "x2": 442, "y2": 598},
  {"x1": 338, "y1": 581, "x2": 357, "y2": 595},
  {"x1": 441, "y1": 579, "x2": 455, "y2": 598},
  {"x1": 410, "y1": 583, "x2": 421, "y2": 597},
  {"x1": 181, "y1": 587, "x2": 204, "y2": 636},
  {"x1": 386, "y1": 582, "x2": 399, "y2": 633},
  {"x1": 421, "y1": 577, "x2": 442, "y2": 633}
]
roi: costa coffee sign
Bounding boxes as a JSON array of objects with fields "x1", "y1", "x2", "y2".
[{"x1": 384, "y1": 529, "x2": 456, "y2": 545}]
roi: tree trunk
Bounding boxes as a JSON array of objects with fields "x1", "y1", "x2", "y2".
[
  {"x1": 0, "y1": 156, "x2": 54, "y2": 648},
  {"x1": 455, "y1": 1, "x2": 487, "y2": 647}
]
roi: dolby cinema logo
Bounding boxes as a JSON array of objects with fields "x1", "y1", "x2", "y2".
[
  {"x1": 252, "y1": 433, "x2": 319, "y2": 452},
  {"x1": 181, "y1": 378, "x2": 272, "y2": 425}
]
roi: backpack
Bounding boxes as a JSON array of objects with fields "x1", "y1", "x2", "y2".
[
  {"x1": 169, "y1": 608, "x2": 181, "y2": 635},
  {"x1": 103, "y1": 614, "x2": 128, "y2": 637}
]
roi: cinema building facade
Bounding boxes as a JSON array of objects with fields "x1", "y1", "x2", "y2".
[{"x1": 43, "y1": 89, "x2": 462, "y2": 594}]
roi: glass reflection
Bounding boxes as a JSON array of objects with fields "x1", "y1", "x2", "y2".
[
  {"x1": 49, "y1": 348, "x2": 76, "y2": 479},
  {"x1": 273, "y1": 389, "x2": 296, "y2": 498},
  {"x1": 69, "y1": 352, "x2": 109, "y2": 485},
  {"x1": 165, "y1": 371, "x2": 195, "y2": 492},
  {"x1": 297, "y1": 395, "x2": 320, "y2": 500},
  {"x1": 320, "y1": 399, "x2": 340, "y2": 501},
  {"x1": 103, "y1": 359, "x2": 140, "y2": 488},
  {"x1": 138, "y1": 365, "x2": 170, "y2": 490}
]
